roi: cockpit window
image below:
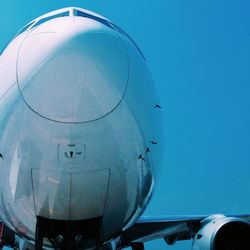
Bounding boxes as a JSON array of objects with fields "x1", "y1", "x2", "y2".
[
  {"x1": 32, "y1": 11, "x2": 69, "y2": 29},
  {"x1": 75, "y1": 10, "x2": 113, "y2": 29},
  {"x1": 16, "y1": 21, "x2": 35, "y2": 37}
]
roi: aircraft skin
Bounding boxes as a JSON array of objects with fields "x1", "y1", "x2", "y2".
[
  {"x1": 0, "y1": 7, "x2": 162, "y2": 249},
  {"x1": 0, "y1": 6, "x2": 250, "y2": 250}
]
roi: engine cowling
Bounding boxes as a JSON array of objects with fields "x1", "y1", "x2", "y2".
[{"x1": 192, "y1": 214, "x2": 250, "y2": 250}]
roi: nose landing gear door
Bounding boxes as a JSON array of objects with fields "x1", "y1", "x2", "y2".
[
  {"x1": 70, "y1": 169, "x2": 111, "y2": 220},
  {"x1": 31, "y1": 169, "x2": 111, "y2": 220},
  {"x1": 31, "y1": 170, "x2": 71, "y2": 220}
]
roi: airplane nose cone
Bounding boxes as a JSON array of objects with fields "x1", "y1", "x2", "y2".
[{"x1": 17, "y1": 29, "x2": 128, "y2": 123}]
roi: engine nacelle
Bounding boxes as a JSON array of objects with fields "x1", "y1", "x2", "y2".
[{"x1": 192, "y1": 214, "x2": 250, "y2": 250}]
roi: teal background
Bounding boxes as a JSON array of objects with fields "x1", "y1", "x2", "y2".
[{"x1": 1, "y1": 1, "x2": 250, "y2": 249}]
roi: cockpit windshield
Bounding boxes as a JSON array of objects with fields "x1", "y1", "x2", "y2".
[
  {"x1": 75, "y1": 10, "x2": 113, "y2": 29},
  {"x1": 32, "y1": 11, "x2": 69, "y2": 29},
  {"x1": 16, "y1": 21, "x2": 35, "y2": 37},
  {"x1": 16, "y1": 11, "x2": 69, "y2": 37},
  {"x1": 1, "y1": 8, "x2": 144, "y2": 59}
]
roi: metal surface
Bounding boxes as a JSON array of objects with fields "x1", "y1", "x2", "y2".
[{"x1": 0, "y1": 7, "x2": 163, "y2": 244}]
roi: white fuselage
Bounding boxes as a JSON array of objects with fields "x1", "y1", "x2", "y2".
[{"x1": 0, "y1": 7, "x2": 163, "y2": 243}]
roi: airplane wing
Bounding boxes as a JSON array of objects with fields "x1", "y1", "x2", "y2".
[{"x1": 119, "y1": 214, "x2": 250, "y2": 249}]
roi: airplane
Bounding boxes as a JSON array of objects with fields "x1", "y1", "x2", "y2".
[{"x1": 0, "y1": 6, "x2": 249, "y2": 250}]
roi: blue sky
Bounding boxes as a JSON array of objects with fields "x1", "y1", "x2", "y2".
[{"x1": 1, "y1": 1, "x2": 250, "y2": 249}]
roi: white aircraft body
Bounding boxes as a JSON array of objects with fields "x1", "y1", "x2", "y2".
[{"x1": 0, "y1": 7, "x2": 249, "y2": 250}]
